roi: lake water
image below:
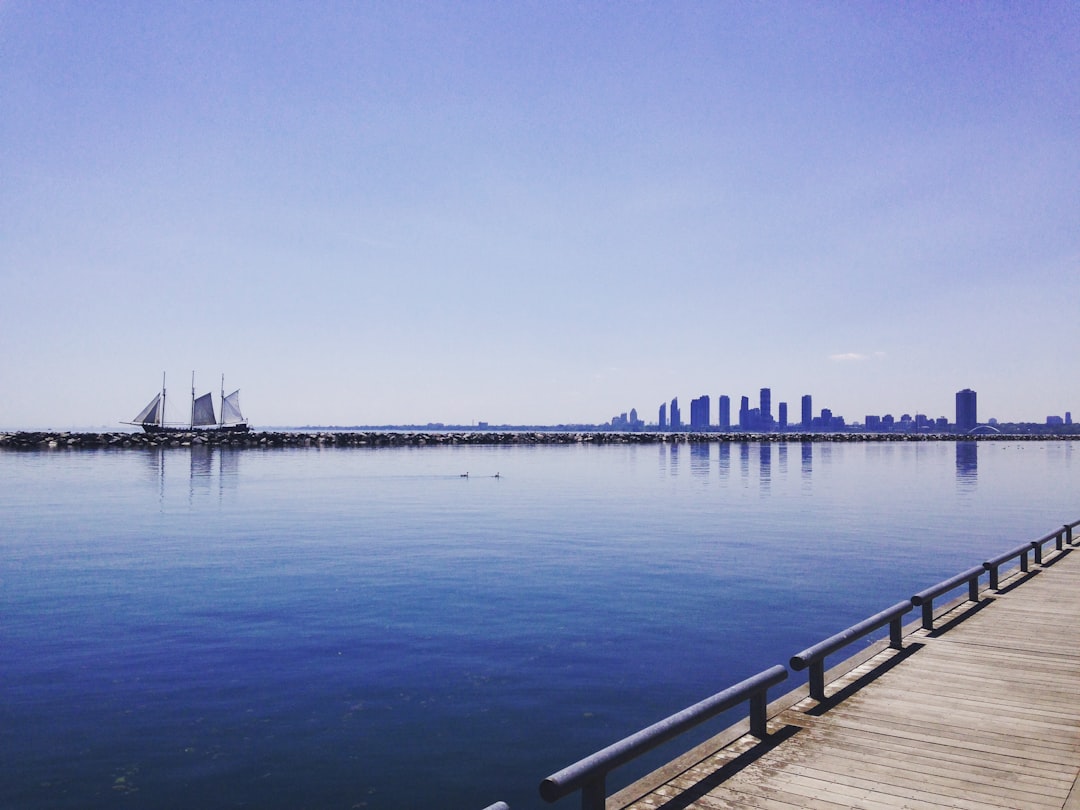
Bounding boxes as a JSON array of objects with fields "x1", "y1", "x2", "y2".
[{"x1": 2, "y1": 439, "x2": 1077, "y2": 809}]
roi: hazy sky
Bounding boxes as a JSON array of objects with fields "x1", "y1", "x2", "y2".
[{"x1": 2, "y1": 2, "x2": 1078, "y2": 428}]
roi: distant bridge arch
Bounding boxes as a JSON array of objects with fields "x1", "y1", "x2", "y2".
[{"x1": 967, "y1": 424, "x2": 1001, "y2": 435}]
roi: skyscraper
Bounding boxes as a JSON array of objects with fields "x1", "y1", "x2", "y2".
[
  {"x1": 760, "y1": 388, "x2": 771, "y2": 423},
  {"x1": 670, "y1": 397, "x2": 681, "y2": 430},
  {"x1": 739, "y1": 396, "x2": 750, "y2": 429},
  {"x1": 778, "y1": 402, "x2": 788, "y2": 429},
  {"x1": 801, "y1": 395, "x2": 812, "y2": 428},
  {"x1": 658, "y1": 402, "x2": 667, "y2": 430},
  {"x1": 956, "y1": 389, "x2": 977, "y2": 432},
  {"x1": 690, "y1": 395, "x2": 710, "y2": 429},
  {"x1": 718, "y1": 395, "x2": 731, "y2": 429}
]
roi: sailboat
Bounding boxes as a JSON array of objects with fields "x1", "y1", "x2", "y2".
[{"x1": 128, "y1": 373, "x2": 250, "y2": 434}]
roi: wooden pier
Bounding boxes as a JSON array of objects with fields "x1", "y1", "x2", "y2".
[{"x1": 606, "y1": 543, "x2": 1080, "y2": 809}]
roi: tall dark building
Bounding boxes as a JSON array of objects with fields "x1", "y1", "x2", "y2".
[
  {"x1": 956, "y1": 389, "x2": 977, "y2": 432},
  {"x1": 690, "y1": 395, "x2": 710, "y2": 429},
  {"x1": 670, "y1": 397, "x2": 681, "y2": 430},
  {"x1": 718, "y1": 395, "x2": 731, "y2": 429},
  {"x1": 760, "y1": 388, "x2": 772, "y2": 425},
  {"x1": 739, "y1": 396, "x2": 750, "y2": 429},
  {"x1": 778, "y1": 402, "x2": 788, "y2": 429},
  {"x1": 801, "y1": 395, "x2": 812, "y2": 428},
  {"x1": 658, "y1": 402, "x2": 667, "y2": 430}
]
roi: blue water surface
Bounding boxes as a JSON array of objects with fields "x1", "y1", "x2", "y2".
[{"x1": 1, "y1": 439, "x2": 1076, "y2": 809}]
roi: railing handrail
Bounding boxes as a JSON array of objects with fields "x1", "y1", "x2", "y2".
[
  {"x1": 539, "y1": 664, "x2": 787, "y2": 806},
  {"x1": 983, "y1": 541, "x2": 1032, "y2": 570},
  {"x1": 911, "y1": 565, "x2": 984, "y2": 606},
  {"x1": 790, "y1": 600, "x2": 912, "y2": 671},
  {"x1": 789, "y1": 600, "x2": 912, "y2": 701},
  {"x1": 1032, "y1": 528, "x2": 1062, "y2": 548},
  {"x1": 480, "y1": 803, "x2": 510, "y2": 810}
]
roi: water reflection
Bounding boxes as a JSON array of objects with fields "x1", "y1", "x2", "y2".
[
  {"x1": 139, "y1": 445, "x2": 242, "y2": 507},
  {"x1": 955, "y1": 441, "x2": 977, "y2": 489},
  {"x1": 718, "y1": 442, "x2": 730, "y2": 479},
  {"x1": 651, "y1": 439, "x2": 988, "y2": 495},
  {"x1": 190, "y1": 445, "x2": 214, "y2": 482},
  {"x1": 690, "y1": 443, "x2": 710, "y2": 477}
]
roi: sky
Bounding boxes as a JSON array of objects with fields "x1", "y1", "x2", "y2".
[{"x1": 2, "y1": 2, "x2": 1078, "y2": 429}]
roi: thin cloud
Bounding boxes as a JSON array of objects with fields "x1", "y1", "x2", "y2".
[{"x1": 829, "y1": 352, "x2": 887, "y2": 362}]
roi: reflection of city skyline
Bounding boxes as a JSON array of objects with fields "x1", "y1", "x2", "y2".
[
  {"x1": 654, "y1": 440, "x2": 980, "y2": 489},
  {"x1": 956, "y1": 441, "x2": 977, "y2": 489}
]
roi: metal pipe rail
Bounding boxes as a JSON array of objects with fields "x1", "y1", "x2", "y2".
[
  {"x1": 789, "y1": 600, "x2": 912, "y2": 701},
  {"x1": 539, "y1": 664, "x2": 788, "y2": 810},
  {"x1": 1031, "y1": 528, "x2": 1067, "y2": 564},
  {"x1": 1067, "y1": 519, "x2": 1080, "y2": 545},
  {"x1": 910, "y1": 565, "x2": 984, "y2": 631},
  {"x1": 983, "y1": 542, "x2": 1032, "y2": 589},
  {"x1": 480, "y1": 803, "x2": 510, "y2": 810}
]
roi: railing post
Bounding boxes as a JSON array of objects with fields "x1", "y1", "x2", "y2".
[
  {"x1": 889, "y1": 616, "x2": 903, "y2": 648},
  {"x1": 749, "y1": 691, "x2": 767, "y2": 739},
  {"x1": 1033, "y1": 541, "x2": 1043, "y2": 566},
  {"x1": 809, "y1": 662, "x2": 825, "y2": 702},
  {"x1": 1056, "y1": 530, "x2": 1064, "y2": 551},
  {"x1": 967, "y1": 575, "x2": 979, "y2": 602},
  {"x1": 1066, "y1": 524, "x2": 1073, "y2": 545},
  {"x1": 1021, "y1": 549, "x2": 1029, "y2": 572},
  {"x1": 920, "y1": 601, "x2": 934, "y2": 631},
  {"x1": 988, "y1": 564, "x2": 999, "y2": 590},
  {"x1": 581, "y1": 776, "x2": 605, "y2": 810}
]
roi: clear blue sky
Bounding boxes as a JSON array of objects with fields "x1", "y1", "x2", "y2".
[{"x1": 2, "y1": 2, "x2": 1077, "y2": 428}]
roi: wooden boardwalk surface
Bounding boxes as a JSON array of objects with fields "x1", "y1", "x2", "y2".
[{"x1": 611, "y1": 548, "x2": 1080, "y2": 810}]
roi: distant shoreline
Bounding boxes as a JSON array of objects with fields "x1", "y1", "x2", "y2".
[{"x1": 2, "y1": 430, "x2": 1078, "y2": 450}]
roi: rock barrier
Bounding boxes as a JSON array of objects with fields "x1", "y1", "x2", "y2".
[{"x1": 0, "y1": 430, "x2": 1071, "y2": 450}]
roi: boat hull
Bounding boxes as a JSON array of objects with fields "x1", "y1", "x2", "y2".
[{"x1": 141, "y1": 423, "x2": 250, "y2": 435}]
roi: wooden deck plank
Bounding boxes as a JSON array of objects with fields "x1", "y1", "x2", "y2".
[{"x1": 612, "y1": 541, "x2": 1080, "y2": 810}]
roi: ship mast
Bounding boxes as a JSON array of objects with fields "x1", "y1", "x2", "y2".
[
  {"x1": 219, "y1": 374, "x2": 225, "y2": 428},
  {"x1": 190, "y1": 371, "x2": 196, "y2": 431},
  {"x1": 161, "y1": 372, "x2": 167, "y2": 428}
]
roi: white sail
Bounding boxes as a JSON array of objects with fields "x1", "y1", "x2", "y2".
[
  {"x1": 221, "y1": 390, "x2": 245, "y2": 425},
  {"x1": 133, "y1": 393, "x2": 162, "y2": 425},
  {"x1": 192, "y1": 392, "x2": 216, "y2": 426}
]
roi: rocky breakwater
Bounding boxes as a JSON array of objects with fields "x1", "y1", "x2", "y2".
[
  {"x1": 0, "y1": 430, "x2": 678, "y2": 449},
  {"x1": 0, "y1": 430, "x2": 1048, "y2": 450}
]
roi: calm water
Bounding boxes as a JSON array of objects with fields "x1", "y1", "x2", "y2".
[{"x1": 1, "y1": 439, "x2": 1077, "y2": 809}]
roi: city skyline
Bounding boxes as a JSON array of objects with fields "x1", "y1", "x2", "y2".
[
  {"x1": 610, "y1": 386, "x2": 1075, "y2": 432},
  {"x1": 2, "y1": 4, "x2": 1078, "y2": 429}
]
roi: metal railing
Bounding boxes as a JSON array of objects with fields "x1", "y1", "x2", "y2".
[
  {"x1": 483, "y1": 517, "x2": 1080, "y2": 810},
  {"x1": 982, "y1": 542, "x2": 1033, "y2": 589},
  {"x1": 789, "y1": 600, "x2": 912, "y2": 701},
  {"x1": 1067, "y1": 519, "x2": 1080, "y2": 545},
  {"x1": 539, "y1": 664, "x2": 787, "y2": 810},
  {"x1": 910, "y1": 565, "x2": 984, "y2": 630}
]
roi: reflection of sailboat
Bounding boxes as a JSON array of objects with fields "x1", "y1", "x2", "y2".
[{"x1": 127, "y1": 373, "x2": 249, "y2": 434}]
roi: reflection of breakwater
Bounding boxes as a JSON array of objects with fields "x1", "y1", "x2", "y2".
[{"x1": 2, "y1": 430, "x2": 1079, "y2": 450}]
